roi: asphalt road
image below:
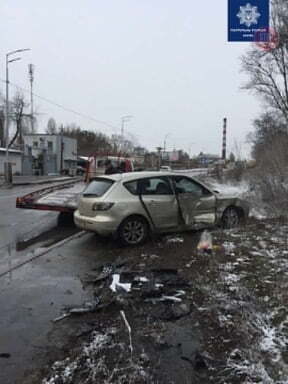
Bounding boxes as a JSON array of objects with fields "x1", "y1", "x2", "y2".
[
  {"x1": 0, "y1": 184, "x2": 59, "y2": 250},
  {"x1": 0, "y1": 226, "x2": 106, "y2": 384},
  {"x1": 0, "y1": 183, "x2": 91, "y2": 384}
]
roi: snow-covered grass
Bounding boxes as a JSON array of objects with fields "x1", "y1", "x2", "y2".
[
  {"x1": 42, "y1": 327, "x2": 151, "y2": 384},
  {"x1": 197, "y1": 222, "x2": 288, "y2": 383}
]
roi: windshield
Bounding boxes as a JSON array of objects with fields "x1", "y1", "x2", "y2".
[{"x1": 83, "y1": 178, "x2": 114, "y2": 197}]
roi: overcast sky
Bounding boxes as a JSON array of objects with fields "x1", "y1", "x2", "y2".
[{"x1": 1, "y1": 0, "x2": 261, "y2": 157}]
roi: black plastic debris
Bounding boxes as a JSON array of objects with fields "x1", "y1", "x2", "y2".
[
  {"x1": 153, "y1": 302, "x2": 191, "y2": 321},
  {"x1": 0, "y1": 353, "x2": 11, "y2": 359},
  {"x1": 53, "y1": 298, "x2": 101, "y2": 322}
]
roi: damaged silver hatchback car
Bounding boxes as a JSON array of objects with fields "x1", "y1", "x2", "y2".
[{"x1": 74, "y1": 172, "x2": 249, "y2": 246}]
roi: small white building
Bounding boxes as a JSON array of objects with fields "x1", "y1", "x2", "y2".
[
  {"x1": 0, "y1": 148, "x2": 22, "y2": 175},
  {"x1": 23, "y1": 134, "x2": 77, "y2": 175}
]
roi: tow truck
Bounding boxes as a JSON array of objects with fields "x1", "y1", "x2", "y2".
[{"x1": 16, "y1": 152, "x2": 134, "y2": 224}]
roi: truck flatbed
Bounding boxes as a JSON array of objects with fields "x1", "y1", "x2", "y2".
[{"x1": 16, "y1": 180, "x2": 85, "y2": 213}]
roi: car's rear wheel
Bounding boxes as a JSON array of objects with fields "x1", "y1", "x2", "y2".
[
  {"x1": 221, "y1": 207, "x2": 241, "y2": 229},
  {"x1": 118, "y1": 216, "x2": 149, "y2": 246}
]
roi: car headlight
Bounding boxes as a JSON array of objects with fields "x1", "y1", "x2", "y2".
[{"x1": 92, "y1": 202, "x2": 114, "y2": 211}]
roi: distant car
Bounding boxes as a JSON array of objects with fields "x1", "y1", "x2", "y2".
[
  {"x1": 74, "y1": 172, "x2": 249, "y2": 246},
  {"x1": 160, "y1": 166, "x2": 172, "y2": 171}
]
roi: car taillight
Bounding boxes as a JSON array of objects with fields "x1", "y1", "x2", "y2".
[{"x1": 92, "y1": 202, "x2": 114, "y2": 211}]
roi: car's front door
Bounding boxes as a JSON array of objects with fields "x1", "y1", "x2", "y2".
[
  {"x1": 139, "y1": 176, "x2": 179, "y2": 230},
  {"x1": 171, "y1": 176, "x2": 217, "y2": 227}
]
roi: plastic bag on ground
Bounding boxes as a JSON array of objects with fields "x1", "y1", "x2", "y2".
[{"x1": 197, "y1": 230, "x2": 213, "y2": 254}]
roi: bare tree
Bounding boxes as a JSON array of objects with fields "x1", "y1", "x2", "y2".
[
  {"x1": 8, "y1": 92, "x2": 30, "y2": 148},
  {"x1": 242, "y1": 0, "x2": 288, "y2": 121}
]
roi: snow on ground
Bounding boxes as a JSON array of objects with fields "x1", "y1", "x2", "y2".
[
  {"x1": 42, "y1": 328, "x2": 151, "y2": 384},
  {"x1": 209, "y1": 223, "x2": 288, "y2": 383}
]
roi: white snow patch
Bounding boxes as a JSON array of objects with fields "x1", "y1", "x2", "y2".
[
  {"x1": 166, "y1": 236, "x2": 184, "y2": 244},
  {"x1": 223, "y1": 242, "x2": 236, "y2": 254}
]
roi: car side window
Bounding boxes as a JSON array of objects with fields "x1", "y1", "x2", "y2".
[
  {"x1": 125, "y1": 177, "x2": 173, "y2": 195},
  {"x1": 125, "y1": 180, "x2": 138, "y2": 195},
  {"x1": 173, "y1": 176, "x2": 207, "y2": 197}
]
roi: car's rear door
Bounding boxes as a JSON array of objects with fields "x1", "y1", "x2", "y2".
[
  {"x1": 171, "y1": 176, "x2": 217, "y2": 227},
  {"x1": 139, "y1": 176, "x2": 179, "y2": 229}
]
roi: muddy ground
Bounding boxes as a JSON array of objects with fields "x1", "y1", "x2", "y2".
[{"x1": 19, "y1": 218, "x2": 288, "y2": 384}]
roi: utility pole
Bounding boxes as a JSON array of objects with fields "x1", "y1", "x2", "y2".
[
  {"x1": 163, "y1": 133, "x2": 170, "y2": 162},
  {"x1": 4, "y1": 48, "x2": 30, "y2": 185},
  {"x1": 60, "y1": 126, "x2": 64, "y2": 174},
  {"x1": 222, "y1": 117, "x2": 227, "y2": 161},
  {"x1": 28, "y1": 64, "x2": 35, "y2": 132},
  {"x1": 120, "y1": 115, "x2": 133, "y2": 150},
  {"x1": 156, "y1": 146, "x2": 163, "y2": 170}
]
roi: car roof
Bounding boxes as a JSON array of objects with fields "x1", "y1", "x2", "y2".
[{"x1": 94, "y1": 171, "x2": 192, "y2": 182}]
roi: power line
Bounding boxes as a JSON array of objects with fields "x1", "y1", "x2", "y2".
[{"x1": 0, "y1": 78, "x2": 119, "y2": 132}]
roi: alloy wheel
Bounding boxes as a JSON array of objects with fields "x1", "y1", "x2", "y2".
[{"x1": 120, "y1": 217, "x2": 148, "y2": 245}]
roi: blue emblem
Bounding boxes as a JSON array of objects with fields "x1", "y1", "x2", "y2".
[{"x1": 228, "y1": 0, "x2": 270, "y2": 42}]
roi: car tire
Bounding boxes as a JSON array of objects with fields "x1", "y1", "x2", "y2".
[
  {"x1": 57, "y1": 212, "x2": 75, "y2": 227},
  {"x1": 221, "y1": 207, "x2": 241, "y2": 229},
  {"x1": 118, "y1": 216, "x2": 149, "y2": 246}
]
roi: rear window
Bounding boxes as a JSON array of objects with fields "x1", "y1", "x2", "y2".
[{"x1": 82, "y1": 178, "x2": 114, "y2": 197}]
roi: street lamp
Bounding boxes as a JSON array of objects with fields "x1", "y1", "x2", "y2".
[{"x1": 5, "y1": 48, "x2": 30, "y2": 184}]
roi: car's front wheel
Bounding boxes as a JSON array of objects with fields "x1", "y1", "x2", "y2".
[
  {"x1": 118, "y1": 216, "x2": 149, "y2": 246},
  {"x1": 221, "y1": 207, "x2": 242, "y2": 229}
]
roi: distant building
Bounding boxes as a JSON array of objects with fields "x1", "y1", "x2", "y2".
[
  {"x1": 23, "y1": 134, "x2": 77, "y2": 175},
  {"x1": 0, "y1": 148, "x2": 22, "y2": 175},
  {"x1": 197, "y1": 152, "x2": 220, "y2": 167}
]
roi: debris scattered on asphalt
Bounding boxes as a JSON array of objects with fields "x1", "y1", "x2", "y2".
[{"x1": 120, "y1": 310, "x2": 133, "y2": 360}]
